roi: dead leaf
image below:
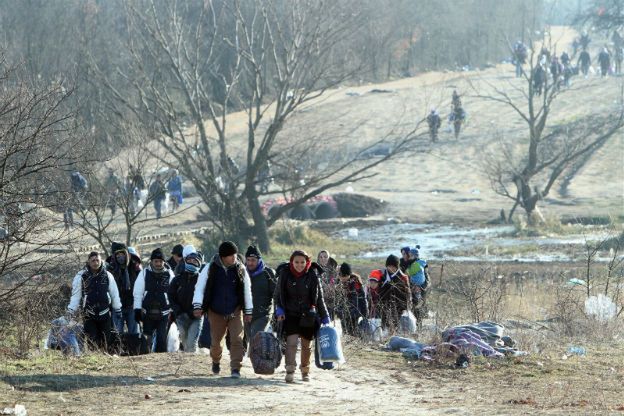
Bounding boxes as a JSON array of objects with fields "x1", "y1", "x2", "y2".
[{"x1": 508, "y1": 398, "x2": 536, "y2": 405}]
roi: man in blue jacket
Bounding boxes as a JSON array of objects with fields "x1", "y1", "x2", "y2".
[{"x1": 193, "y1": 241, "x2": 252, "y2": 379}]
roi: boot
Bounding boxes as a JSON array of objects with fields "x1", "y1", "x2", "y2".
[
  {"x1": 301, "y1": 368, "x2": 310, "y2": 382},
  {"x1": 285, "y1": 365, "x2": 295, "y2": 383}
]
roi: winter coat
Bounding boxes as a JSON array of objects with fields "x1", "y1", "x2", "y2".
[
  {"x1": 133, "y1": 265, "x2": 175, "y2": 317},
  {"x1": 335, "y1": 275, "x2": 368, "y2": 319},
  {"x1": 192, "y1": 254, "x2": 253, "y2": 316},
  {"x1": 106, "y1": 251, "x2": 142, "y2": 309},
  {"x1": 168, "y1": 268, "x2": 200, "y2": 318},
  {"x1": 274, "y1": 262, "x2": 329, "y2": 320},
  {"x1": 248, "y1": 260, "x2": 277, "y2": 320},
  {"x1": 378, "y1": 269, "x2": 410, "y2": 314},
  {"x1": 68, "y1": 266, "x2": 122, "y2": 317}
]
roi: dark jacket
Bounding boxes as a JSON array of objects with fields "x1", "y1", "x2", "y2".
[
  {"x1": 106, "y1": 250, "x2": 142, "y2": 309},
  {"x1": 274, "y1": 262, "x2": 329, "y2": 320},
  {"x1": 168, "y1": 268, "x2": 200, "y2": 318},
  {"x1": 336, "y1": 275, "x2": 368, "y2": 319},
  {"x1": 196, "y1": 254, "x2": 252, "y2": 316},
  {"x1": 248, "y1": 260, "x2": 276, "y2": 320},
  {"x1": 379, "y1": 270, "x2": 410, "y2": 314}
]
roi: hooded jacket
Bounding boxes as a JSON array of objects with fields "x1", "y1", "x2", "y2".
[{"x1": 107, "y1": 248, "x2": 142, "y2": 309}]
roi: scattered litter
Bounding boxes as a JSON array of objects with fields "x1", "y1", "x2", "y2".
[
  {"x1": 144, "y1": 394, "x2": 152, "y2": 400},
  {"x1": 470, "y1": 188, "x2": 480, "y2": 195},
  {"x1": 536, "y1": 361, "x2": 544, "y2": 367},
  {"x1": 345, "y1": 92, "x2": 360, "y2": 97},
  {"x1": 1, "y1": 405, "x2": 27, "y2": 416},
  {"x1": 345, "y1": 186, "x2": 354, "y2": 193},
  {"x1": 347, "y1": 228, "x2": 359, "y2": 238},
  {"x1": 585, "y1": 294, "x2": 616, "y2": 321},
  {"x1": 567, "y1": 346, "x2": 586, "y2": 356},
  {"x1": 177, "y1": 389, "x2": 191, "y2": 393},
  {"x1": 567, "y1": 278, "x2": 587, "y2": 287},
  {"x1": 145, "y1": 377, "x2": 155, "y2": 382}
]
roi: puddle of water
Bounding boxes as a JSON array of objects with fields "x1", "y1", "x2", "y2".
[{"x1": 338, "y1": 223, "x2": 615, "y2": 262}]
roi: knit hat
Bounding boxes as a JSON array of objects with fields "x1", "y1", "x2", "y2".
[
  {"x1": 171, "y1": 244, "x2": 184, "y2": 257},
  {"x1": 385, "y1": 254, "x2": 400, "y2": 268},
  {"x1": 218, "y1": 241, "x2": 238, "y2": 257},
  {"x1": 111, "y1": 241, "x2": 127, "y2": 254},
  {"x1": 400, "y1": 246, "x2": 411, "y2": 255},
  {"x1": 410, "y1": 247, "x2": 420, "y2": 258},
  {"x1": 369, "y1": 269, "x2": 383, "y2": 281},
  {"x1": 182, "y1": 244, "x2": 197, "y2": 259},
  {"x1": 245, "y1": 245, "x2": 262, "y2": 259},
  {"x1": 150, "y1": 248, "x2": 165, "y2": 261},
  {"x1": 339, "y1": 262, "x2": 352, "y2": 276}
]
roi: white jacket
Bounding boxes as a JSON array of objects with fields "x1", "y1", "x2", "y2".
[
  {"x1": 67, "y1": 267, "x2": 122, "y2": 314},
  {"x1": 192, "y1": 259, "x2": 253, "y2": 315},
  {"x1": 133, "y1": 265, "x2": 175, "y2": 313}
]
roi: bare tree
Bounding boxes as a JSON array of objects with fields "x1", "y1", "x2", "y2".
[
  {"x1": 472, "y1": 35, "x2": 624, "y2": 223},
  {"x1": 0, "y1": 57, "x2": 86, "y2": 305},
  {"x1": 91, "y1": 0, "x2": 426, "y2": 252}
]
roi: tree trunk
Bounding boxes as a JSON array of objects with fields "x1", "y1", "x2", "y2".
[{"x1": 246, "y1": 190, "x2": 271, "y2": 253}]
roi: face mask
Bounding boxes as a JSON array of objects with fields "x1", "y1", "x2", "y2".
[
  {"x1": 115, "y1": 254, "x2": 126, "y2": 264},
  {"x1": 185, "y1": 263, "x2": 199, "y2": 273}
]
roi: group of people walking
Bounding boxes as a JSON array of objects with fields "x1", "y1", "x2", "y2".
[
  {"x1": 426, "y1": 90, "x2": 466, "y2": 142},
  {"x1": 66, "y1": 239, "x2": 431, "y2": 382}
]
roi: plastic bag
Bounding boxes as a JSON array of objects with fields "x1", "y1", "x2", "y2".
[
  {"x1": 316, "y1": 326, "x2": 345, "y2": 363},
  {"x1": 167, "y1": 323, "x2": 180, "y2": 352},
  {"x1": 360, "y1": 318, "x2": 384, "y2": 342},
  {"x1": 399, "y1": 310, "x2": 417, "y2": 334}
]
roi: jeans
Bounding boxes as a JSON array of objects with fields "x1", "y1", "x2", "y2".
[
  {"x1": 154, "y1": 198, "x2": 163, "y2": 219},
  {"x1": 113, "y1": 308, "x2": 139, "y2": 335},
  {"x1": 176, "y1": 313, "x2": 203, "y2": 353},
  {"x1": 515, "y1": 63, "x2": 523, "y2": 78},
  {"x1": 143, "y1": 316, "x2": 169, "y2": 353}
]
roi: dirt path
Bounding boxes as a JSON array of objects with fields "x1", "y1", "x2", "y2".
[{"x1": 4, "y1": 336, "x2": 624, "y2": 416}]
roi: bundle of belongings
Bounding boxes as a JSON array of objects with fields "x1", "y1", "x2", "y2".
[
  {"x1": 385, "y1": 321, "x2": 527, "y2": 366},
  {"x1": 44, "y1": 317, "x2": 84, "y2": 356}
]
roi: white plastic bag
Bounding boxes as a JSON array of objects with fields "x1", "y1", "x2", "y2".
[
  {"x1": 167, "y1": 322, "x2": 180, "y2": 352},
  {"x1": 399, "y1": 310, "x2": 417, "y2": 334},
  {"x1": 585, "y1": 294, "x2": 616, "y2": 321}
]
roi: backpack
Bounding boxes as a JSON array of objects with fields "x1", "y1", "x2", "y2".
[
  {"x1": 81, "y1": 269, "x2": 111, "y2": 320},
  {"x1": 250, "y1": 331, "x2": 282, "y2": 375}
]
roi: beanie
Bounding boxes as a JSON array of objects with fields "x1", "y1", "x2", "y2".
[
  {"x1": 385, "y1": 254, "x2": 400, "y2": 268},
  {"x1": 111, "y1": 241, "x2": 127, "y2": 253},
  {"x1": 369, "y1": 269, "x2": 383, "y2": 281},
  {"x1": 182, "y1": 244, "x2": 197, "y2": 258},
  {"x1": 339, "y1": 262, "x2": 352, "y2": 276},
  {"x1": 150, "y1": 248, "x2": 165, "y2": 261},
  {"x1": 171, "y1": 244, "x2": 184, "y2": 256},
  {"x1": 245, "y1": 245, "x2": 262, "y2": 259},
  {"x1": 218, "y1": 241, "x2": 238, "y2": 257},
  {"x1": 400, "y1": 246, "x2": 411, "y2": 255}
]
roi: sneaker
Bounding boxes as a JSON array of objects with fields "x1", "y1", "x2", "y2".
[
  {"x1": 285, "y1": 372, "x2": 294, "y2": 383},
  {"x1": 231, "y1": 369, "x2": 241, "y2": 379},
  {"x1": 212, "y1": 362, "x2": 220, "y2": 375},
  {"x1": 301, "y1": 373, "x2": 310, "y2": 382}
]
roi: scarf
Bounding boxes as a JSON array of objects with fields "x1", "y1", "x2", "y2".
[{"x1": 248, "y1": 259, "x2": 266, "y2": 278}]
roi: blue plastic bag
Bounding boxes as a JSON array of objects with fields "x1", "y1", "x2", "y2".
[{"x1": 317, "y1": 326, "x2": 345, "y2": 363}]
